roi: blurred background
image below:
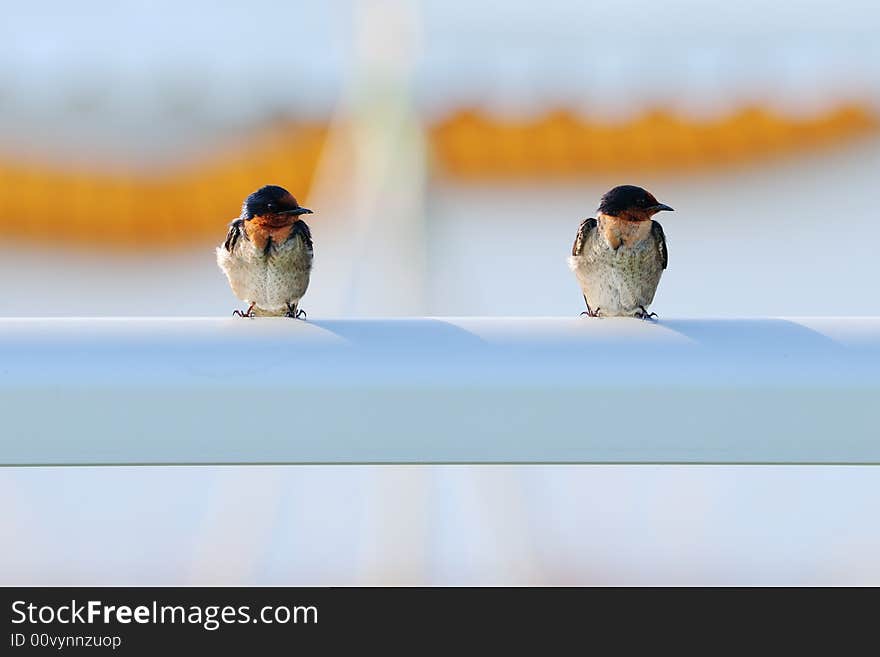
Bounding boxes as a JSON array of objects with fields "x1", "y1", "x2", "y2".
[
  {"x1": 2, "y1": 0, "x2": 880, "y2": 585},
  {"x1": 1, "y1": 0, "x2": 878, "y2": 316}
]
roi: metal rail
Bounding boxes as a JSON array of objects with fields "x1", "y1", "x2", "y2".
[{"x1": 1, "y1": 317, "x2": 878, "y2": 465}]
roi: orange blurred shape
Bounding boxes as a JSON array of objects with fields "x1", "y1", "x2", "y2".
[
  {"x1": 432, "y1": 103, "x2": 878, "y2": 178},
  {"x1": 0, "y1": 106, "x2": 875, "y2": 247},
  {"x1": 0, "y1": 123, "x2": 327, "y2": 248}
]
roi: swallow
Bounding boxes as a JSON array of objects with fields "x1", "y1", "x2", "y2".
[
  {"x1": 217, "y1": 184, "x2": 314, "y2": 318},
  {"x1": 568, "y1": 185, "x2": 672, "y2": 319}
]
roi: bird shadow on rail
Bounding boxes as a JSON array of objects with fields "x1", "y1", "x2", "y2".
[
  {"x1": 659, "y1": 318, "x2": 841, "y2": 353},
  {"x1": 309, "y1": 318, "x2": 489, "y2": 353}
]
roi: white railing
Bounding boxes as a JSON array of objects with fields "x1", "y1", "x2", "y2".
[{"x1": 1, "y1": 317, "x2": 878, "y2": 465}]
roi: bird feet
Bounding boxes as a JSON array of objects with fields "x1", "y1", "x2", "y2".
[
  {"x1": 580, "y1": 307, "x2": 601, "y2": 318},
  {"x1": 285, "y1": 305, "x2": 307, "y2": 320},
  {"x1": 634, "y1": 306, "x2": 658, "y2": 321},
  {"x1": 232, "y1": 303, "x2": 256, "y2": 318}
]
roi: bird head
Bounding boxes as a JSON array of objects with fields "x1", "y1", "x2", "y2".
[
  {"x1": 241, "y1": 185, "x2": 313, "y2": 227},
  {"x1": 597, "y1": 185, "x2": 673, "y2": 221}
]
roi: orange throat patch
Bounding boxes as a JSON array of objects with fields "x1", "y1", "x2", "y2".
[
  {"x1": 598, "y1": 212, "x2": 652, "y2": 250},
  {"x1": 243, "y1": 215, "x2": 296, "y2": 251}
]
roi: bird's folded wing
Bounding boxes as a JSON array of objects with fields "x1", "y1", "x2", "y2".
[
  {"x1": 223, "y1": 219, "x2": 245, "y2": 252},
  {"x1": 571, "y1": 218, "x2": 597, "y2": 256},
  {"x1": 651, "y1": 220, "x2": 668, "y2": 269},
  {"x1": 288, "y1": 220, "x2": 314, "y2": 252}
]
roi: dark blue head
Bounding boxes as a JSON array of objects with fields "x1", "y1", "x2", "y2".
[
  {"x1": 241, "y1": 185, "x2": 312, "y2": 221},
  {"x1": 598, "y1": 185, "x2": 673, "y2": 218}
]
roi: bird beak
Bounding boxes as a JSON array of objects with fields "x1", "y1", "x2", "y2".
[
  {"x1": 279, "y1": 207, "x2": 313, "y2": 216},
  {"x1": 649, "y1": 203, "x2": 674, "y2": 212}
]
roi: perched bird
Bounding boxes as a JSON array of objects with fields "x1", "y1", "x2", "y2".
[
  {"x1": 217, "y1": 185, "x2": 314, "y2": 318},
  {"x1": 568, "y1": 185, "x2": 672, "y2": 319}
]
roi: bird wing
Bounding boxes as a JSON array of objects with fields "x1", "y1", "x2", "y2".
[
  {"x1": 651, "y1": 220, "x2": 668, "y2": 269},
  {"x1": 571, "y1": 218, "x2": 597, "y2": 256},
  {"x1": 223, "y1": 219, "x2": 245, "y2": 252},
  {"x1": 287, "y1": 220, "x2": 314, "y2": 253}
]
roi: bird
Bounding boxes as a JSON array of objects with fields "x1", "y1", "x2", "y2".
[
  {"x1": 568, "y1": 185, "x2": 672, "y2": 319},
  {"x1": 217, "y1": 184, "x2": 314, "y2": 318}
]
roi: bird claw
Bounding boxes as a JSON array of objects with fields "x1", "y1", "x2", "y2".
[
  {"x1": 580, "y1": 307, "x2": 601, "y2": 318},
  {"x1": 285, "y1": 307, "x2": 307, "y2": 320},
  {"x1": 635, "y1": 306, "x2": 658, "y2": 321},
  {"x1": 232, "y1": 308, "x2": 255, "y2": 318}
]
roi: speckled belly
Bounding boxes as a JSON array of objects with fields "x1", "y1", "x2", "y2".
[
  {"x1": 570, "y1": 240, "x2": 663, "y2": 316},
  {"x1": 217, "y1": 237, "x2": 312, "y2": 313}
]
